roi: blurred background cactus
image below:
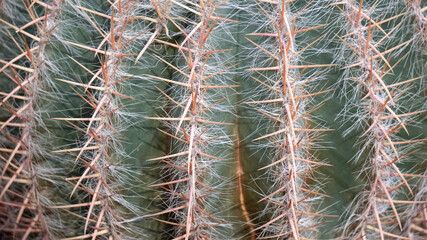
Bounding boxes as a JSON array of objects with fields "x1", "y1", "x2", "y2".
[{"x1": 0, "y1": 0, "x2": 425, "y2": 239}]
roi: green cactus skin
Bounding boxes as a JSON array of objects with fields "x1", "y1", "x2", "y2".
[{"x1": 0, "y1": 0, "x2": 426, "y2": 240}]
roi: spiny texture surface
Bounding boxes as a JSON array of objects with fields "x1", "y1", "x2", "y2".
[
  {"x1": 0, "y1": 0, "x2": 426, "y2": 240},
  {"x1": 245, "y1": 1, "x2": 334, "y2": 239},
  {"x1": 332, "y1": 1, "x2": 426, "y2": 239},
  {"x1": 0, "y1": 1, "x2": 61, "y2": 238}
]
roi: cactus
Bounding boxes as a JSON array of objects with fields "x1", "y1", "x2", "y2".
[{"x1": 0, "y1": 0, "x2": 425, "y2": 240}]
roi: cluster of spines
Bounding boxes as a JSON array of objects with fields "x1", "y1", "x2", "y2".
[
  {"x1": 404, "y1": 0, "x2": 426, "y2": 49},
  {"x1": 400, "y1": 1, "x2": 427, "y2": 238},
  {"x1": 400, "y1": 169, "x2": 427, "y2": 238},
  {"x1": 144, "y1": 1, "x2": 239, "y2": 239},
  {"x1": 0, "y1": 0, "x2": 63, "y2": 238},
  {"x1": 245, "y1": 1, "x2": 334, "y2": 239},
  {"x1": 332, "y1": 0, "x2": 426, "y2": 239},
  {"x1": 47, "y1": 1, "x2": 163, "y2": 239}
]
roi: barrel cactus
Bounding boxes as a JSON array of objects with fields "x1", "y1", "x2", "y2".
[{"x1": 0, "y1": 0, "x2": 425, "y2": 239}]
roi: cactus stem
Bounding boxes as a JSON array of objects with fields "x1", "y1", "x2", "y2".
[
  {"x1": 50, "y1": 1, "x2": 168, "y2": 237},
  {"x1": 246, "y1": 0, "x2": 333, "y2": 238},
  {"x1": 334, "y1": 0, "x2": 426, "y2": 238},
  {"x1": 148, "y1": 1, "x2": 238, "y2": 238},
  {"x1": 0, "y1": 0, "x2": 67, "y2": 238}
]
